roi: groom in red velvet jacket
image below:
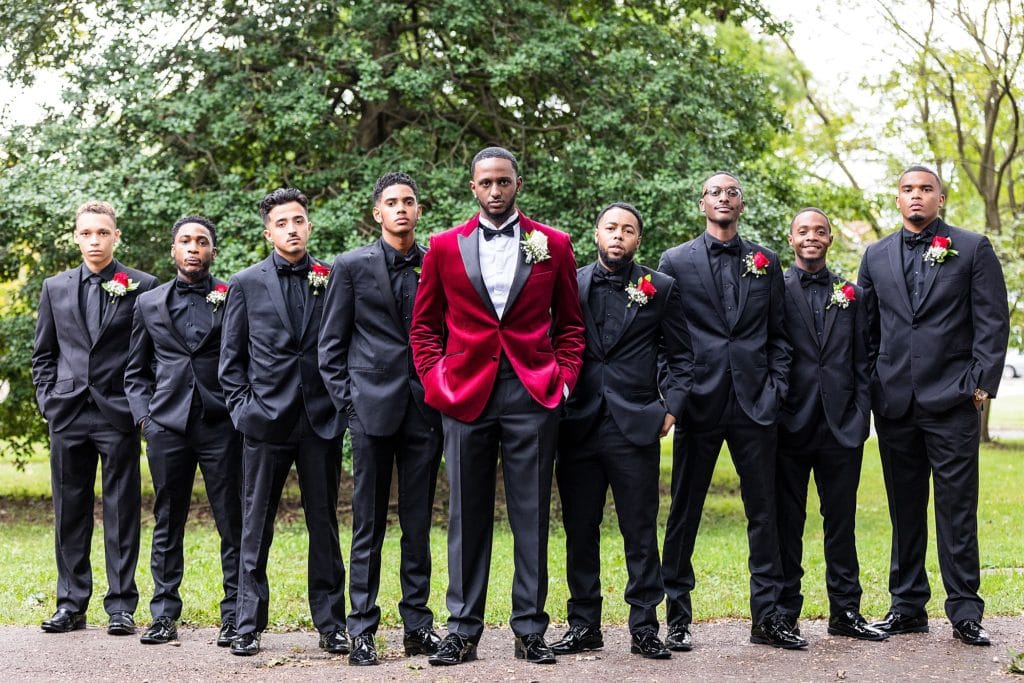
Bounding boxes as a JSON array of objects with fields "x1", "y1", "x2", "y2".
[{"x1": 410, "y1": 146, "x2": 585, "y2": 666}]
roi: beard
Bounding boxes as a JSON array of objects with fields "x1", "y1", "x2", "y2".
[
  {"x1": 907, "y1": 211, "x2": 928, "y2": 224},
  {"x1": 598, "y1": 245, "x2": 635, "y2": 271}
]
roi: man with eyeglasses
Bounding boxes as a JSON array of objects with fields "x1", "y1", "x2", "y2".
[{"x1": 658, "y1": 172, "x2": 800, "y2": 650}]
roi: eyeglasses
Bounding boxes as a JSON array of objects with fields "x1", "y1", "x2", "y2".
[{"x1": 703, "y1": 186, "x2": 742, "y2": 199}]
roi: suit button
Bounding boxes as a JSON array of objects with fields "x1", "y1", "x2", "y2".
[
  {"x1": 728, "y1": 336, "x2": 735, "y2": 342},
  {"x1": 725, "y1": 368, "x2": 732, "y2": 374},
  {"x1": 491, "y1": 355, "x2": 498, "y2": 361},
  {"x1": 912, "y1": 323, "x2": 918, "y2": 329}
]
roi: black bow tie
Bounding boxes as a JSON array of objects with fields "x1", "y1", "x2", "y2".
[
  {"x1": 709, "y1": 240, "x2": 740, "y2": 255},
  {"x1": 175, "y1": 279, "x2": 208, "y2": 295},
  {"x1": 393, "y1": 253, "x2": 420, "y2": 270},
  {"x1": 481, "y1": 224, "x2": 515, "y2": 241},
  {"x1": 593, "y1": 267, "x2": 627, "y2": 290},
  {"x1": 904, "y1": 230, "x2": 933, "y2": 248},
  {"x1": 799, "y1": 270, "x2": 829, "y2": 288},
  {"x1": 276, "y1": 263, "x2": 309, "y2": 277}
]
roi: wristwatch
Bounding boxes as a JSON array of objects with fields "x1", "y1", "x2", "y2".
[{"x1": 973, "y1": 388, "x2": 989, "y2": 402}]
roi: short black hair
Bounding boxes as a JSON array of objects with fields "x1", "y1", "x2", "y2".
[
  {"x1": 373, "y1": 172, "x2": 419, "y2": 204},
  {"x1": 789, "y1": 207, "x2": 832, "y2": 232},
  {"x1": 899, "y1": 165, "x2": 944, "y2": 193},
  {"x1": 471, "y1": 146, "x2": 519, "y2": 177},
  {"x1": 596, "y1": 202, "x2": 645, "y2": 236},
  {"x1": 258, "y1": 188, "x2": 309, "y2": 222},
  {"x1": 172, "y1": 215, "x2": 218, "y2": 247},
  {"x1": 701, "y1": 170, "x2": 741, "y2": 193}
]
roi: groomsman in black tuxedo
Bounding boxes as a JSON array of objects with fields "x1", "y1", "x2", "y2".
[
  {"x1": 658, "y1": 172, "x2": 802, "y2": 650},
  {"x1": 775, "y1": 208, "x2": 886, "y2": 642},
  {"x1": 125, "y1": 216, "x2": 242, "y2": 646},
  {"x1": 32, "y1": 200, "x2": 158, "y2": 635},
  {"x1": 551, "y1": 203, "x2": 692, "y2": 660},
  {"x1": 859, "y1": 167, "x2": 1009, "y2": 646},
  {"x1": 319, "y1": 172, "x2": 443, "y2": 666},
  {"x1": 219, "y1": 188, "x2": 348, "y2": 656}
]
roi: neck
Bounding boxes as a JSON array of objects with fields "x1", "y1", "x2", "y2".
[
  {"x1": 902, "y1": 217, "x2": 936, "y2": 233},
  {"x1": 275, "y1": 248, "x2": 307, "y2": 264},
  {"x1": 178, "y1": 270, "x2": 209, "y2": 284},
  {"x1": 794, "y1": 256, "x2": 826, "y2": 273},
  {"x1": 382, "y1": 232, "x2": 415, "y2": 254},
  {"x1": 597, "y1": 256, "x2": 631, "y2": 273},
  {"x1": 706, "y1": 223, "x2": 738, "y2": 242},
  {"x1": 83, "y1": 257, "x2": 113, "y2": 274},
  {"x1": 481, "y1": 206, "x2": 517, "y2": 227}
]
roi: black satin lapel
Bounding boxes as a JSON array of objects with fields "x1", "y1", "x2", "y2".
[
  {"x1": 261, "y1": 260, "x2": 295, "y2": 341},
  {"x1": 608, "y1": 262, "x2": 642, "y2": 351},
  {"x1": 577, "y1": 263, "x2": 603, "y2": 355},
  {"x1": 197, "y1": 278, "x2": 226, "y2": 350},
  {"x1": 821, "y1": 275, "x2": 841, "y2": 348},
  {"x1": 369, "y1": 247, "x2": 403, "y2": 329},
  {"x1": 887, "y1": 236, "x2": 914, "y2": 316},
  {"x1": 504, "y1": 231, "x2": 534, "y2": 315},
  {"x1": 157, "y1": 283, "x2": 190, "y2": 350},
  {"x1": 457, "y1": 230, "x2": 498, "y2": 318},
  {"x1": 299, "y1": 259, "x2": 326, "y2": 339},
  {"x1": 68, "y1": 266, "x2": 90, "y2": 342},
  {"x1": 917, "y1": 225, "x2": 947, "y2": 309},
  {"x1": 693, "y1": 242, "x2": 728, "y2": 326},
  {"x1": 785, "y1": 269, "x2": 818, "y2": 345}
]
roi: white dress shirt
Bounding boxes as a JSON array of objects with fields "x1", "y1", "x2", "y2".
[{"x1": 478, "y1": 214, "x2": 520, "y2": 320}]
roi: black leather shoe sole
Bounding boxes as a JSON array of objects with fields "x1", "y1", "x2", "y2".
[
  {"x1": 41, "y1": 615, "x2": 86, "y2": 633},
  {"x1": 665, "y1": 634, "x2": 692, "y2": 652},
  {"x1": 551, "y1": 640, "x2": 604, "y2": 655},
  {"x1": 107, "y1": 618, "x2": 135, "y2": 636},
  {"x1": 827, "y1": 624, "x2": 888, "y2": 641},
  {"x1": 428, "y1": 649, "x2": 477, "y2": 666},
  {"x1": 630, "y1": 645, "x2": 671, "y2": 659},
  {"x1": 953, "y1": 629, "x2": 990, "y2": 646},
  {"x1": 749, "y1": 633, "x2": 808, "y2": 649},
  {"x1": 875, "y1": 621, "x2": 929, "y2": 635},
  {"x1": 514, "y1": 647, "x2": 556, "y2": 664}
]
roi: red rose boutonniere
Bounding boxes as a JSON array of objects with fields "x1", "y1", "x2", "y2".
[
  {"x1": 924, "y1": 235, "x2": 958, "y2": 266},
  {"x1": 308, "y1": 263, "x2": 330, "y2": 295},
  {"x1": 743, "y1": 250, "x2": 770, "y2": 278},
  {"x1": 827, "y1": 282, "x2": 856, "y2": 310},
  {"x1": 101, "y1": 271, "x2": 139, "y2": 298},
  {"x1": 626, "y1": 273, "x2": 657, "y2": 307},
  {"x1": 206, "y1": 283, "x2": 228, "y2": 311}
]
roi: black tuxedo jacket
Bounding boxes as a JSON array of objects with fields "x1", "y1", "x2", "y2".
[
  {"x1": 318, "y1": 241, "x2": 440, "y2": 437},
  {"x1": 659, "y1": 236, "x2": 791, "y2": 429},
  {"x1": 218, "y1": 254, "x2": 344, "y2": 441},
  {"x1": 780, "y1": 267, "x2": 870, "y2": 449},
  {"x1": 32, "y1": 261, "x2": 158, "y2": 433},
  {"x1": 124, "y1": 278, "x2": 230, "y2": 433},
  {"x1": 858, "y1": 219, "x2": 1009, "y2": 418},
  {"x1": 561, "y1": 262, "x2": 693, "y2": 447}
]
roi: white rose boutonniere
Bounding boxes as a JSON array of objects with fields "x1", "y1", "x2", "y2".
[{"x1": 521, "y1": 230, "x2": 550, "y2": 264}]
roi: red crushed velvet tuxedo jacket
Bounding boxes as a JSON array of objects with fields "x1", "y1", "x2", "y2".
[{"x1": 410, "y1": 211, "x2": 585, "y2": 422}]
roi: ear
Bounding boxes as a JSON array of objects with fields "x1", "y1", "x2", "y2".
[
  {"x1": 372, "y1": 205, "x2": 384, "y2": 225},
  {"x1": 263, "y1": 226, "x2": 272, "y2": 242}
]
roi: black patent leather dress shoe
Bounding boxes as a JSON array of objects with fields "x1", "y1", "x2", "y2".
[
  {"x1": 107, "y1": 611, "x2": 135, "y2": 636},
  {"x1": 750, "y1": 617, "x2": 808, "y2": 649},
  {"x1": 231, "y1": 631, "x2": 261, "y2": 656},
  {"x1": 514, "y1": 633, "x2": 556, "y2": 664},
  {"x1": 778, "y1": 614, "x2": 801, "y2": 636},
  {"x1": 828, "y1": 611, "x2": 888, "y2": 641},
  {"x1": 319, "y1": 629, "x2": 350, "y2": 654},
  {"x1": 348, "y1": 633, "x2": 379, "y2": 665},
  {"x1": 665, "y1": 625, "x2": 693, "y2": 652},
  {"x1": 403, "y1": 627, "x2": 442, "y2": 655},
  {"x1": 550, "y1": 624, "x2": 604, "y2": 654},
  {"x1": 428, "y1": 633, "x2": 478, "y2": 666},
  {"x1": 216, "y1": 623, "x2": 238, "y2": 647},
  {"x1": 630, "y1": 628, "x2": 671, "y2": 659},
  {"x1": 952, "y1": 619, "x2": 990, "y2": 646},
  {"x1": 40, "y1": 610, "x2": 86, "y2": 634},
  {"x1": 870, "y1": 610, "x2": 929, "y2": 635},
  {"x1": 139, "y1": 616, "x2": 178, "y2": 644},
  {"x1": 41, "y1": 609, "x2": 87, "y2": 633}
]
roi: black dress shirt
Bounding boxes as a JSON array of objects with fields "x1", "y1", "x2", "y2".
[
  {"x1": 169, "y1": 276, "x2": 214, "y2": 350},
  {"x1": 796, "y1": 266, "x2": 830, "y2": 340},
  {"x1": 589, "y1": 264, "x2": 628, "y2": 350},
  {"x1": 380, "y1": 240, "x2": 421, "y2": 333},
  {"x1": 273, "y1": 252, "x2": 310, "y2": 336},
  {"x1": 704, "y1": 232, "x2": 740, "y2": 325},
  {"x1": 902, "y1": 220, "x2": 937, "y2": 309}
]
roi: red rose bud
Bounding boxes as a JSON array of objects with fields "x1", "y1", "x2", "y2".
[
  {"x1": 214, "y1": 283, "x2": 228, "y2": 293},
  {"x1": 842, "y1": 284, "x2": 856, "y2": 301},
  {"x1": 752, "y1": 251, "x2": 770, "y2": 269},
  {"x1": 113, "y1": 272, "x2": 129, "y2": 286},
  {"x1": 312, "y1": 264, "x2": 331, "y2": 276},
  {"x1": 639, "y1": 277, "x2": 657, "y2": 297},
  {"x1": 931, "y1": 236, "x2": 950, "y2": 249}
]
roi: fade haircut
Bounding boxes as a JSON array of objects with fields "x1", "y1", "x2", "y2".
[
  {"x1": 75, "y1": 200, "x2": 117, "y2": 227},
  {"x1": 471, "y1": 146, "x2": 519, "y2": 176},
  {"x1": 899, "y1": 165, "x2": 944, "y2": 194},
  {"x1": 790, "y1": 207, "x2": 832, "y2": 232},
  {"x1": 701, "y1": 170, "x2": 741, "y2": 194},
  {"x1": 373, "y1": 172, "x2": 419, "y2": 204},
  {"x1": 172, "y1": 215, "x2": 218, "y2": 247},
  {"x1": 596, "y1": 201, "x2": 645, "y2": 236},
  {"x1": 258, "y1": 187, "x2": 309, "y2": 223}
]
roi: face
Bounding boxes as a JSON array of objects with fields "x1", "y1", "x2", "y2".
[
  {"x1": 263, "y1": 201, "x2": 311, "y2": 260},
  {"x1": 74, "y1": 212, "x2": 120, "y2": 271},
  {"x1": 172, "y1": 222, "x2": 216, "y2": 282},
  {"x1": 595, "y1": 207, "x2": 641, "y2": 271},
  {"x1": 470, "y1": 157, "x2": 522, "y2": 224},
  {"x1": 897, "y1": 171, "x2": 945, "y2": 227},
  {"x1": 698, "y1": 173, "x2": 744, "y2": 228},
  {"x1": 373, "y1": 183, "x2": 421, "y2": 240},
  {"x1": 787, "y1": 211, "x2": 832, "y2": 265}
]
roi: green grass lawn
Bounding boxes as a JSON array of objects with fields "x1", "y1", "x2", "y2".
[{"x1": 1, "y1": 436, "x2": 1022, "y2": 628}]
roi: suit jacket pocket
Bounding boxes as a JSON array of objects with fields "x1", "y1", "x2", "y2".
[{"x1": 53, "y1": 378, "x2": 75, "y2": 395}]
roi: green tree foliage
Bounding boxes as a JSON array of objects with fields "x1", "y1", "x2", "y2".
[{"x1": 0, "y1": 0, "x2": 804, "y2": 462}]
